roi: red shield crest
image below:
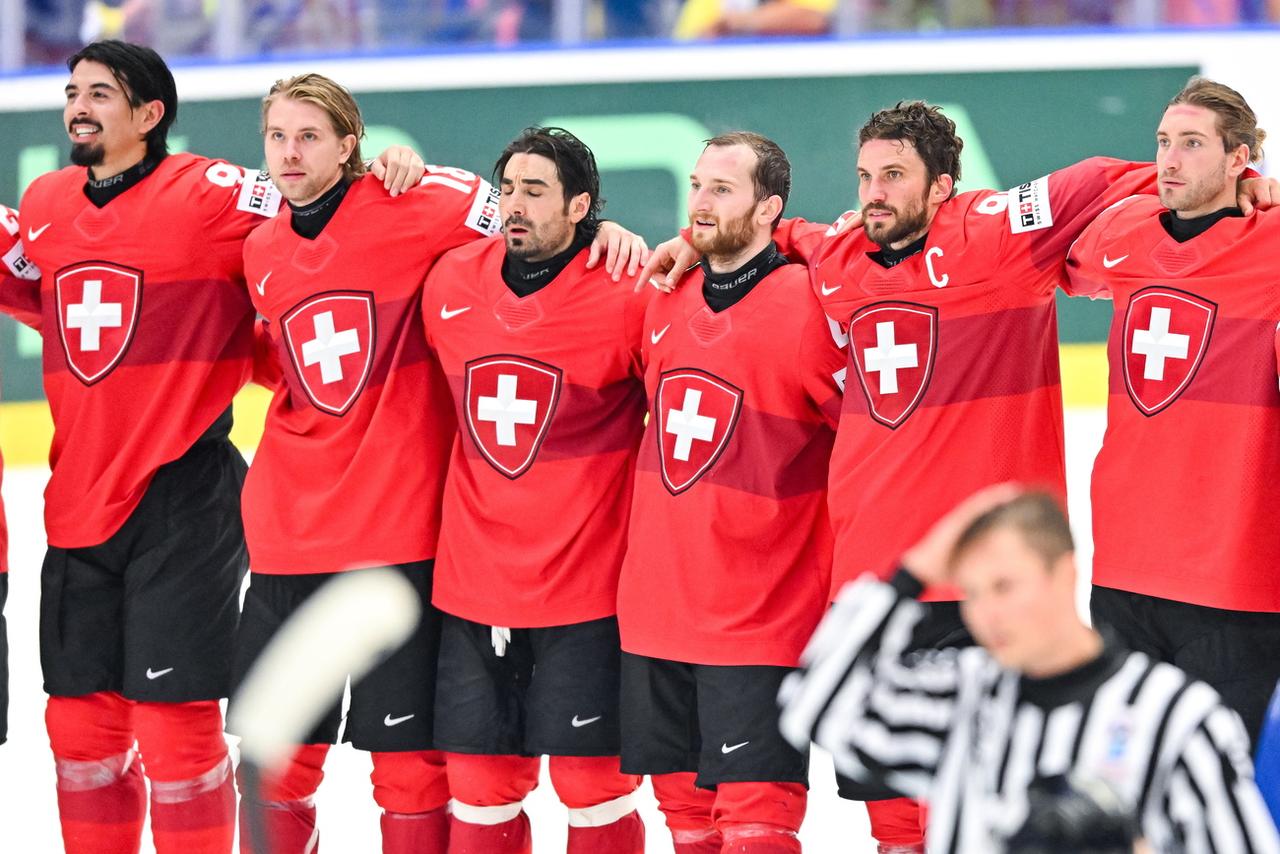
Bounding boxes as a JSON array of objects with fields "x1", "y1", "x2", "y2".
[
  {"x1": 55, "y1": 262, "x2": 143, "y2": 385},
  {"x1": 282, "y1": 291, "x2": 376, "y2": 416},
  {"x1": 1122, "y1": 286, "x2": 1216, "y2": 416},
  {"x1": 849, "y1": 301, "x2": 938, "y2": 429},
  {"x1": 464, "y1": 355, "x2": 563, "y2": 478},
  {"x1": 655, "y1": 368, "x2": 743, "y2": 495}
]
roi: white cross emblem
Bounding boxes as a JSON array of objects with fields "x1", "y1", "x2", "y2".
[
  {"x1": 1131, "y1": 307, "x2": 1189, "y2": 381},
  {"x1": 863, "y1": 321, "x2": 918, "y2": 395},
  {"x1": 66, "y1": 279, "x2": 122, "y2": 352},
  {"x1": 666, "y1": 388, "x2": 717, "y2": 461},
  {"x1": 477, "y1": 374, "x2": 537, "y2": 446},
  {"x1": 301, "y1": 310, "x2": 361, "y2": 384}
]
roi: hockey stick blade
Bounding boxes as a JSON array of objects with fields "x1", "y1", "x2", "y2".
[{"x1": 229, "y1": 566, "x2": 421, "y2": 770}]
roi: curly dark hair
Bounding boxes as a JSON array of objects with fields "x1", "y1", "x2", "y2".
[
  {"x1": 68, "y1": 40, "x2": 178, "y2": 163},
  {"x1": 493, "y1": 126, "x2": 603, "y2": 239},
  {"x1": 859, "y1": 101, "x2": 963, "y2": 197}
]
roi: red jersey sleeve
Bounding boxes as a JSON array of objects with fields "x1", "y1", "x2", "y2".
[
  {"x1": 413, "y1": 165, "x2": 502, "y2": 254},
  {"x1": 1011, "y1": 157, "x2": 1156, "y2": 276},
  {"x1": 251, "y1": 317, "x2": 283, "y2": 390},
  {"x1": 798, "y1": 297, "x2": 848, "y2": 429},
  {"x1": 772, "y1": 215, "x2": 849, "y2": 265},
  {"x1": 622, "y1": 281, "x2": 653, "y2": 380},
  {"x1": 198, "y1": 161, "x2": 284, "y2": 246},
  {"x1": 1063, "y1": 194, "x2": 1150, "y2": 299},
  {"x1": 0, "y1": 204, "x2": 41, "y2": 329}
]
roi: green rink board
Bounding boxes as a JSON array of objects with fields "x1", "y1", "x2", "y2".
[{"x1": 0, "y1": 65, "x2": 1194, "y2": 402}]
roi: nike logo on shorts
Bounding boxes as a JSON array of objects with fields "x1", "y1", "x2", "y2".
[
  {"x1": 721, "y1": 741, "x2": 749, "y2": 754},
  {"x1": 571, "y1": 715, "x2": 602, "y2": 728},
  {"x1": 145, "y1": 667, "x2": 174, "y2": 680},
  {"x1": 384, "y1": 713, "x2": 415, "y2": 727}
]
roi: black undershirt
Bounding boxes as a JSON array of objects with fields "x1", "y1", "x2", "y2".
[
  {"x1": 290, "y1": 178, "x2": 352, "y2": 240},
  {"x1": 502, "y1": 230, "x2": 593, "y2": 298},
  {"x1": 1160, "y1": 206, "x2": 1243, "y2": 243},
  {"x1": 700, "y1": 242, "x2": 788, "y2": 313},
  {"x1": 868, "y1": 233, "x2": 928, "y2": 269},
  {"x1": 83, "y1": 154, "x2": 165, "y2": 208}
]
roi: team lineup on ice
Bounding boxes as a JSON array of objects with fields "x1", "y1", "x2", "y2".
[{"x1": 1, "y1": 33, "x2": 1280, "y2": 854}]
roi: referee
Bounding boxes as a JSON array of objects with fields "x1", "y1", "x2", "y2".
[{"x1": 780, "y1": 487, "x2": 1280, "y2": 853}]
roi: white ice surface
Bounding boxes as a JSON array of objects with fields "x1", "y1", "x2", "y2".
[{"x1": 0, "y1": 410, "x2": 1106, "y2": 852}]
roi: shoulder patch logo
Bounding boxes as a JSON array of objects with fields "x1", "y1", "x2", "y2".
[
  {"x1": 1007, "y1": 175, "x2": 1054, "y2": 234},
  {"x1": 655, "y1": 368, "x2": 743, "y2": 494},
  {"x1": 282, "y1": 291, "x2": 377, "y2": 416},
  {"x1": 464, "y1": 355, "x2": 563, "y2": 478},
  {"x1": 848, "y1": 301, "x2": 938, "y2": 429},
  {"x1": 465, "y1": 181, "x2": 502, "y2": 236},
  {"x1": 55, "y1": 261, "x2": 143, "y2": 385},
  {"x1": 1122, "y1": 286, "x2": 1216, "y2": 416},
  {"x1": 236, "y1": 169, "x2": 283, "y2": 218}
]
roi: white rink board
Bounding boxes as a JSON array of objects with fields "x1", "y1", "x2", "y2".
[{"x1": 0, "y1": 410, "x2": 1106, "y2": 852}]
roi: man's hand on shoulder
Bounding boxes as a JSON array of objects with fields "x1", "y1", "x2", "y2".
[
  {"x1": 1239, "y1": 176, "x2": 1280, "y2": 216},
  {"x1": 369, "y1": 146, "x2": 426, "y2": 196},
  {"x1": 587, "y1": 221, "x2": 650, "y2": 282},
  {"x1": 635, "y1": 234, "x2": 700, "y2": 293}
]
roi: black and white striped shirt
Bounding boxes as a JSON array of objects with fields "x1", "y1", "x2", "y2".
[{"x1": 779, "y1": 572, "x2": 1280, "y2": 854}]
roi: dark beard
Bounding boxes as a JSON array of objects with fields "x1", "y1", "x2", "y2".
[
  {"x1": 866, "y1": 204, "x2": 930, "y2": 249},
  {"x1": 70, "y1": 142, "x2": 105, "y2": 168}
]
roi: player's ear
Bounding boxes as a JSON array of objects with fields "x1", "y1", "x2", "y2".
[
  {"x1": 137, "y1": 99, "x2": 165, "y2": 136},
  {"x1": 1226, "y1": 142, "x2": 1250, "y2": 179},
  {"x1": 567, "y1": 191, "x2": 591, "y2": 225},
  {"x1": 930, "y1": 173, "x2": 955, "y2": 204},
  {"x1": 756, "y1": 195, "x2": 783, "y2": 227},
  {"x1": 337, "y1": 134, "x2": 358, "y2": 167}
]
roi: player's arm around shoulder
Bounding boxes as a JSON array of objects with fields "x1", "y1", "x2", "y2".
[
  {"x1": 0, "y1": 204, "x2": 42, "y2": 329},
  {"x1": 400, "y1": 165, "x2": 502, "y2": 254},
  {"x1": 788, "y1": 265, "x2": 847, "y2": 425},
  {"x1": 1062, "y1": 194, "x2": 1151, "y2": 300}
]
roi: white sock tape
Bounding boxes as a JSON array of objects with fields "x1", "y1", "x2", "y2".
[
  {"x1": 567, "y1": 793, "x2": 637, "y2": 828},
  {"x1": 449, "y1": 799, "x2": 524, "y2": 826}
]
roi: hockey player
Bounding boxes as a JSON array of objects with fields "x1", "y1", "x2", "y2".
[
  {"x1": 1065, "y1": 77, "x2": 1280, "y2": 744},
  {"x1": 617, "y1": 132, "x2": 845, "y2": 854},
  {"x1": 638, "y1": 102, "x2": 1279, "y2": 853},
  {"x1": 1, "y1": 42, "x2": 424, "y2": 854},
  {"x1": 779, "y1": 486, "x2": 1280, "y2": 853},
  {"x1": 0, "y1": 204, "x2": 41, "y2": 751},
  {"x1": 235, "y1": 89, "x2": 647, "y2": 854},
  {"x1": 421, "y1": 126, "x2": 648, "y2": 854}
]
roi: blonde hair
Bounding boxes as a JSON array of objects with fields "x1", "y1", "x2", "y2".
[
  {"x1": 262, "y1": 73, "x2": 367, "y2": 179},
  {"x1": 1169, "y1": 76, "x2": 1266, "y2": 164}
]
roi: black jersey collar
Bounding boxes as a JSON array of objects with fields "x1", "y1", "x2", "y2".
[
  {"x1": 699, "y1": 241, "x2": 788, "y2": 313},
  {"x1": 83, "y1": 154, "x2": 165, "y2": 208},
  {"x1": 289, "y1": 177, "x2": 352, "y2": 240},
  {"x1": 1160, "y1": 206, "x2": 1243, "y2": 244}
]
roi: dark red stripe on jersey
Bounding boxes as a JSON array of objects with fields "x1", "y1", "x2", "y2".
[
  {"x1": 1107, "y1": 314, "x2": 1280, "y2": 408},
  {"x1": 635, "y1": 404, "x2": 832, "y2": 499},
  {"x1": 42, "y1": 276, "x2": 253, "y2": 375},
  {"x1": 841, "y1": 301, "x2": 1059, "y2": 418},
  {"x1": 447, "y1": 373, "x2": 647, "y2": 463}
]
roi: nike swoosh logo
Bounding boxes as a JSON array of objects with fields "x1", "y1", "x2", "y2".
[
  {"x1": 1102, "y1": 254, "x2": 1129, "y2": 269},
  {"x1": 571, "y1": 715, "x2": 603, "y2": 728},
  {"x1": 441, "y1": 305, "x2": 471, "y2": 320},
  {"x1": 384, "y1": 713, "x2": 415, "y2": 727},
  {"x1": 255, "y1": 271, "x2": 270, "y2": 296},
  {"x1": 145, "y1": 667, "x2": 174, "y2": 680},
  {"x1": 721, "y1": 741, "x2": 750, "y2": 754},
  {"x1": 650, "y1": 324, "x2": 670, "y2": 345},
  {"x1": 820, "y1": 281, "x2": 841, "y2": 296},
  {"x1": 27, "y1": 223, "x2": 51, "y2": 242}
]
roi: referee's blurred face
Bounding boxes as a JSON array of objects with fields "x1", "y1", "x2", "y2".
[{"x1": 955, "y1": 527, "x2": 1078, "y2": 676}]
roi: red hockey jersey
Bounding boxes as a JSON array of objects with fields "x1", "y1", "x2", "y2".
[
  {"x1": 0, "y1": 204, "x2": 43, "y2": 574},
  {"x1": 12, "y1": 155, "x2": 279, "y2": 547},
  {"x1": 618, "y1": 263, "x2": 844, "y2": 667},
  {"x1": 1067, "y1": 197, "x2": 1280, "y2": 612},
  {"x1": 775, "y1": 157, "x2": 1158, "y2": 601},
  {"x1": 423, "y1": 237, "x2": 649, "y2": 626},
  {"x1": 242, "y1": 169, "x2": 500, "y2": 574}
]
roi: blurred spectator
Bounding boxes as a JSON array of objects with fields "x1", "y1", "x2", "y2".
[
  {"x1": 24, "y1": 0, "x2": 88, "y2": 64},
  {"x1": 674, "y1": 0, "x2": 833, "y2": 38}
]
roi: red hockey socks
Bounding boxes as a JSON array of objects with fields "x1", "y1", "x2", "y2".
[
  {"x1": 47, "y1": 692, "x2": 146, "y2": 854},
  {"x1": 651, "y1": 772, "x2": 721, "y2": 854},
  {"x1": 716, "y1": 781, "x2": 805, "y2": 854},
  {"x1": 237, "y1": 743, "x2": 329, "y2": 854},
  {"x1": 135, "y1": 700, "x2": 235, "y2": 854},
  {"x1": 372, "y1": 750, "x2": 452, "y2": 853},
  {"x1": 866, "y1": 797, "x2": 926, "y2": 852},
  {"x1": 445, "y1": 753, "x2": 539, "y2": 854},
  {"x1": 549, "y1": 756, "x2": 644, "y2": 854},
  {"x1": 54, "y1": 749, "x2": 148, "y2": 854}
]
